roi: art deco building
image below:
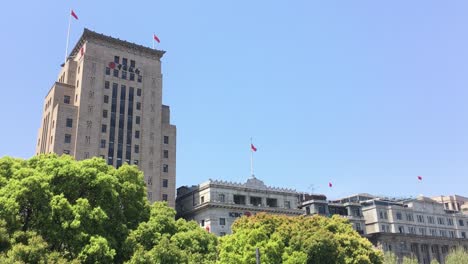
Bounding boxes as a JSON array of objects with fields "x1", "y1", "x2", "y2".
[{"x1": 35, "y1": 29, "x2": 176, "y2": 206}]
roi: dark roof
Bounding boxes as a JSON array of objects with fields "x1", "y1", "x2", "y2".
[{"x1": 69, "y1": 28, "x2": 165, "y2": 59}]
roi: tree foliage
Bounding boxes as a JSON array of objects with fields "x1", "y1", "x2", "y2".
[
  {"x1": 0, "y1": 154, "x2": 149, "y2": 263},
  {"x1": 218, "y1": 213, "x2": 383, "y2": 264},
  {"x1": 124, "y1": 202, "x2": 218, "y2": 264},
  {"x1": 0, "y1": 154, "x2": 218, "y2": 263}
]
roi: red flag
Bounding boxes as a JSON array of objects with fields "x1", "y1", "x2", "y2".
[
  {"x1": 329, "y1": 182, "x2": 333, "y2": 187},
  {"x1": 417, "y1": 176, "x2": 423, "y2": 181},
  {"x1": 251, "y1": 144, "x2": 257, "y2": 152},
  {"x1": 153, "y1": 34, "x2": 160, "y2": 43},
  {"x1": 71, "y1": 10, "x2": 79, "y2": 20}
]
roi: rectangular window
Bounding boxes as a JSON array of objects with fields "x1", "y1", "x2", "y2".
[
  {"x1": 162, "y1": 179, "x2": 168, "y2": 188},
  {"x1": 162, "y1": 194, "x2": 168, "y2": 201},
  {"x1": 250, "y1": 196, "x2": 262, "y2": 206},
  {"x1": 266, "y1": 198, "x2": 278, "y2": 207},
  {"x1": 164, "y1": 136, "x2": 169, "y2": 144},
  {"x1": 437, "y1": 217, "x2": 445, "y2": 225},
  {"x1": 137, "y1": 88, "x2": 142, "y2": 96},
  {"x1": 105, "y1": 67, "x2": 110, "y2": 75},
  {"x1": 460, "y1": 219, "x2": 465, "y2": 226},
  {"x1": 396, "y1": 212, "x2": 402, "y2": 220},
  {"x1": 104, "y1": 95, "x2": 109, "y2": 103},
  {"x1": 122, "y1": 58, "x2": 127, "y2": 66},
  {"x1": 355, "y1": 223, "x2": 362, "y2": 231},
  {"x1": 201, "y1": 196, "x2": 205, "y2": 203},
  {"x1": 103, "y1": 110, "x2": 108, "y2": 118},
  {"x1": 163, "y1": 149, "x2": 169, "y2": 158},
  {"x1": 122, "y1": 71, "x2": 127, "y2": 80},
  {"x1": 136, "y1": 116, "x2": 140, "y2": 124},
  {"x1": 113, "y1": 69, "x2": 119, "y2": 77},
  {"x1": 135, "y1": 130, "x2": 140, "y2": 139},
  {"x1": 163, "y1": 164, "x2": 168, "y2": 173},
  {"x1": 137, "y1": 75, "x2": 142, "y2": 83},
  {"x1": 130, "y1": 73, "x2": 135, "y2": 81},
  {"x1": 66, "y1": 118, "x2": 73, "y2": 128},
  {"x1": 406, "y1": 213, "x2": 414, "y2": 222},
  {"x1": 130, "y1": 60, "x2": 135, "y2": 67},
  {"x1": 134, "y1": 145, "x2": 139, "y2": 153},
  {"x1": 100, "y1": 139, "x2": 106, "y2": 148},
  {"x1": 218, "y1": 194, "x2": 225, "y2": 203},
  {"x1": 102, "y1": 124, "x2": 107, "y2": 133},
  {"x1": 200, "y1": 220, "x2": 205, "y2": 227},
  {"x1": 220, "y1": 218, "x2": 226, "y2": 226},
  {"x1": 284, "y1": 201, "x2": 291, "y2": 209},
  {"x1": 64, "y1": 134, "x2": 71, "y2": 143},
  {"x1": 417, "y1": 215, "x2": 425, "y2": 223},
  {"x1": 462, "y1": 232, "x2": 466, "y2": 238},
  {"x1": 136, "y1": 102, "x2": 141, "y2": 110},
  {"x1": 113, "y1": 82, "x2": 118, "y2": 90},
  {"x1": 114, "y1": 56, "x2": 120, "y2": 63},
  {"x1": 234, "y1": 195, "x2": 246, "y2": 205},
  {"x1": 398, "y1": 226, "x2": 405, "y2": 233},
  {"x1": 64, "y1": 95, "x2": 71, "y2": 104},
  {"x1": 105, "y1": 81, "x2": 110, "y2": 89},
  {"x1": 447, "y1": 218, "x2": 454, "y2": 226}
]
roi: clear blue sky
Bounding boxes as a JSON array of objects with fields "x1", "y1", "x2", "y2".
[{"x1": 1, "y1": 1, "x2": 467, "y2": 199}]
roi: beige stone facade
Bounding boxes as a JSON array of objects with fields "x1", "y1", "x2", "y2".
[
  {"x1": 431, "y1": 195, "x2": 468, "y2": 213},
  {"x1": 36, "y1": 29, "x2": 176, "y2": 207}
]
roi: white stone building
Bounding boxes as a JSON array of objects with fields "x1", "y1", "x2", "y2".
[
  {"x1": 359, "y1": 195, "x2": 468, "y2": 264},
  {"x1": 176, "y1": 177, "x2": 303, "y2": 236}
]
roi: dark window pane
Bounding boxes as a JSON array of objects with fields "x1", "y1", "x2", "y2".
[
  {"x1": 66, "y1": 118, "x2": 73, "y2": 128},
  {"x1": 105, "y1": 67, "x2": 110, "y2": 75},
  {"x1": 113, "y1": 69, "x2": 119, "y2": 77},
  {"x1": 114, "y1": 56, "x2": 120, "y2": 64},
  {"x1": 122, "y1": 58, "x2": 127, "y2": 66},
  {"x1": 105, "y1": 81, "x2": 110, "y2": 89},
  {"x1": 102, "y1": 124, "x2": 107, "y2": 133},
  {"x1": 64, "y1": 95, "x2": 71, "y2": 104}
]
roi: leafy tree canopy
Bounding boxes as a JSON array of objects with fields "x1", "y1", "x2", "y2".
[{"x1": 218, "y1": 213, "x2": 383, "y2": 264}]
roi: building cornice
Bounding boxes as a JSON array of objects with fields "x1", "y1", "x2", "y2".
[
  {"x1": 177, "y1": 201, "x2": 304, "y2": 218},
  {"x1": 68, "y1": 28, "x2": 165, "y2": 60}
]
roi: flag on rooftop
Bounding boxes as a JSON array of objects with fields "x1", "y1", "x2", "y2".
[{"x1": 71, "y1": 10, "x2": 79, "y2": 20}]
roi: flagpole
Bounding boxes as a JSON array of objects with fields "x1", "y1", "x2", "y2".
[
  {"x1": 250, "y1": 138, "x2": 254, "y2": 178},
  {"x1": 64, "y1": 9, "x2": 72, "y2": 63}
]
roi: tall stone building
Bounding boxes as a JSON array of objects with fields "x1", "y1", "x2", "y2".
[{"x1": 35, "y1": 29, "x2": 176, "y2": 207}]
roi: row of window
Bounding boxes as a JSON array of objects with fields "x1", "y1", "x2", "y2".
[
  {"x1": 106, "y1": 67, "x2": 142, "y2": 82},
  {"x1": 393, "y1": 224, "x2": 467, "y2": 239},
  {"x1": 198, "y1": 194, "x2": 291, "y2": 208},
  {"x1": 391, "y1": 211, "x2": 467, "y2": 227}
]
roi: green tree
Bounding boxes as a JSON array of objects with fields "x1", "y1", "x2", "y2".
[
  {"x1": 382, "y1": 251, "x2": 397, "y2": 264},
  {"x1": 124, "y1": 202, "x2": 218, "y2": 264},
  {"x1": 0, "y1": 154, "x2": 150, "y2": 263},
  {"x1": 218, "y1": 213, "x2": 382, "y2": 264},
  {"x1": 402, "y1": 256, "x2": 418, "y2": 264},
  {"x1": 445, "y1": 248, "x2": 468, "y2": 264}
]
